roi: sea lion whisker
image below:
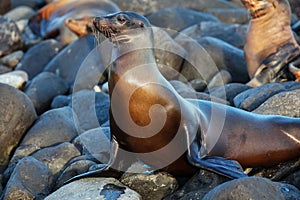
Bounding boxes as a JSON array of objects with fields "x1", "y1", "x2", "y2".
[{"x1": 281, "y1": 130, "x2": 300, "y2": 145}]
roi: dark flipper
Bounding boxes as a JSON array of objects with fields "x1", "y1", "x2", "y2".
[
  {"x1": 63, "y1": 164, "x2": 122, "y2": 185},
  {"x1": 187, "y1": 141, "x2": 247, "y2": 179},
  {"x1": 64, "y1": 139, "x2": 122, "y2": 185}
]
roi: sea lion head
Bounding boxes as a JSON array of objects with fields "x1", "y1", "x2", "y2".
[
  {"x1": 65, "y1": 16, "x2": 94, "y2": 37},
  {"x1": 93, "y1": 11, "x2": 152, "y2": 44},
  {"x1": 241, "y1": 0, "x2": 288, "y2": 19}
]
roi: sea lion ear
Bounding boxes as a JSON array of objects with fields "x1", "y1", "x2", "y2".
[{"x1": 273, "y1": 1, "x2": 278, "y2": 8}]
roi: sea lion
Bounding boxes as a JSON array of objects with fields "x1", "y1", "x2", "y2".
[
  {"x1": 65, "y1": 16, "x2": 94, "y2": 38},
  {"x1": 67, "y1": 11, "x2": 300, "y2": 183},
  {"x1": 28, "y1": 0, "x2": 119, "y2": 44},
  {"x1": 241, "y1": 0, "x2": 300, "y2": 87}
]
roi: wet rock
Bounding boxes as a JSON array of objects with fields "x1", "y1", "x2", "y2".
[
  {"x1": 0, "y1": 83, "x2": 37, "y2": 173},
  {"x1": 0, "y1": 0, "x2": 10, "y2": 14},
  {"x1": 2, "y1": 156, "x2": 53, "y2": 200},
  {"x1": 208, "y1": 83, "x2": 251, "y2": 105},
  {"x1": 51, "y1": 95, "x2": 71, "y2": 109},
  {"x1": 165, "y1": 169, "x2": 230, "y2": 199},
  {"x1": 16, "y1": 39, "x2": 64, "y2": 79},
  {"x1": 202, "y1": 177, "x2": 300, "y2": 200},
  {"x1": 73, "y1": 127, "x2": 110, "y2": 163},
  {"x1": 32, "y1": 142, "x2": 81, "y2": 178},
  {"x1": 0, "y1": 65, "x2": 11, "y2": 74},
  {"x1": 180, "y1": 22, "x2": 248, "y2": 49},
  {"x1": 0, "y1": 70, "x2": 28, "y2": 89},
  {"x1": 45, "y1": 177, "x2": 142, "y2": 200},
  {"x1": 44, "y1": 36, "x2": 101, "y2": 89},
  {"x1": 4, "y1": 6, "x2": 35, "y2": 21},
  {"x1": 253, "y1": 89, "x2": 300, "y2": 117},
  {"x1": 111, "y1": 0, "x2": 238, "y2": 15},
  {"x1": 233, "y1": 83, "x2": 286, "y2": 111},
  {"x1": 0, "y1": 16, "x2": 23, "y2": 57},
  {"x1": 207, "y1": 70, "x2": 232, "y2": 89},
  {"x1": 71, "y1": 90, "x2": 110, "y2": 131},
  {"x1": 21, "y1": 107, "x2": 79, "y2": 149},
  {"x1": 147, "y1": 8, "x2": 219, "y2": 33},
  {"x1": 153, "y1": 27, "x2": 186, "y2": 80},
  {"x1": 207, "y1": 8, "x2": 250, "y2": 24},
  {"x1": 120, "y1": 172, "x2": 178, "y2": 200},
  {"x1": 197, "y1": 37, "x2": 249, "y2": 83},
  {"x1": 25, "y1": 72, "x2": 69, "y2": 114},
  {"x1": 0, "y1": 51, "x2": 24, "y2": 68}
]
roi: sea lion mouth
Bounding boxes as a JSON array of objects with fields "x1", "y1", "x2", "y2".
[
  {"x1": 251, "y1": 8, "x2": 268, "y2": 18},
  {"x1": 241, "y1": 0, "x2": 276, "y2": 19}
]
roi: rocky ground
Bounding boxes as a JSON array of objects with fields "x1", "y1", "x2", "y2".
[{"x1": 0, "y1": 0, "x2": 300, "y2": 199}]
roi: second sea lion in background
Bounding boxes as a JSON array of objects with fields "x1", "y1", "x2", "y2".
[
  {"x1": 241, "y1": 0, "x2": 300, "y2": 86},
  {"x1": 28, "y1": 0, "x2": 119, "y2": 44}
]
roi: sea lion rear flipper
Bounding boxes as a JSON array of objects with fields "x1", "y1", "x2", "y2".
[{"x1": 187, "y1": 141, "x2": 247, "y2": 179}]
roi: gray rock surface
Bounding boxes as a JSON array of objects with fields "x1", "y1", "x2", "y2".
[
  {"x1": 4, "y1": 6, "x2": 35, "y2": 21},
  {"x1": 120, "y1": 172, "x2": 178, "y2": 200},
  {"x1": 0, "y1": 70, "x2": 28, "y2": 89},
  {"x1": 45, "y1": 178, "x2": 142, "y2": 200},
  {"x1": 234, "y1": 83, "x2": 286, "y2": 111},
  {"x1": 25, "y1": 72, "x2": 69, "y2": 114},
  {"x1": 2, "y1": 156, "x2": 53, "y2": 200},
  {"x1": 0, "y1": 83, "x2": 37, "y2": 173},
  {"x1": 21, "y1": 107, "x2": 78, "y2": 148},
  {"x1": 207, "y1": 8, "x2": 249, "y2": 24},
  {"x1": 111, "y1": 0, "x2": 238, "y2": 15},
  {"x1": 165, "y1": 169, "x2": 230, "y2": 199},
  {"x1": 253, "y1": 89, "x2": 300, "y2": 117},
  {"x1": 71, "y1": 90, "x2": 110, "y2": 131},
  {"x1": 32, "y1": 142, "x2": 81, "y2": 178},
  {"x1": 0, "y1": 16, "x2": 23, "y2": 57},
  {"x1": 44, "y1": 36, "x2": 101, "y2": 88},
  {"x1": 202, "y1": 177, "x2": 300, "y2": 200},
  {"x1": 16, "y1": 39, "x2": 64, "y2": 79},
  {"x1": 0, "y1": 50, "x2": 23, "y2": 68},
  {"x1": 148, "y1": 8, "x2": 219, "y2": 33},
  {"x1": 197, "y1": 36, "x2": 249, "y2": 83},
  {"x1": 180, "y1": 22, "x2": 248, "y2": 49}
]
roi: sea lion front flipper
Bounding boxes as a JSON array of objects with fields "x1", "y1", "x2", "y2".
[
  {"x1": 187, "y1": 141, "x2": 247, "y2": 179},
  {"x1": 63, "y1": 139, "x2": 122, "y2": 184}
]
